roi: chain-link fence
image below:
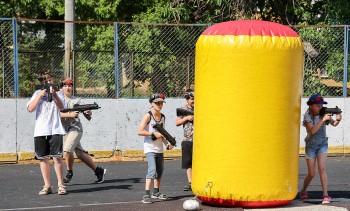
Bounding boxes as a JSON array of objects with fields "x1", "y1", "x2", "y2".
[
  {"x1": 293, "y1": 26, "x2": 349, "y2": 97},
  {"x1": 0, "y1": 19, "x2": 349, "y2": 98},
  {"x1": 118, "y1": 23, "x2": 207, "y2": 98},
  {"x1": 17, "y1": 21, "x2": 65, "y2": 97},
  {"x1": 12, "y1": 19, "x2": 207, "y2": 98},
  {"x1": 0, "y1": 19, "x2": 15, "y2": 98},
  {"x1": 73, "y1": 23, "x2": 115, "y2": 97}
]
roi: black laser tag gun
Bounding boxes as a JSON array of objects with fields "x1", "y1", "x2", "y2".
[
  {"x1": 60, "y1": 102, "x2": 101, "y2": 121},
  {"x1": 320, "y1": 106, "x2": 342, "y2": 116},
  {"x1": 176, "y1": 108, "x2": 194, "y2": 117},
  {"x1": 320, "y1": 106, "x2": 342, "y2": 125},
  {"x1": 36, "y1": 83, "x2": 58, "y2": 102},
  {"x1": 153, "y1": 123, "x2": 177, "y2": 147}
]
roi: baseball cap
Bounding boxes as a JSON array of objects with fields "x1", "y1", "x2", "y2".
[
  {"x1": 307, "y1": 94, "x2": 327, "y2": 105},
  {"x1": 59, "y1": 78, "x2": 73, "y2": 88},
  {"x1": 64, "y1": 79, "x2": 73, "y2": 85},
  {"x1": 149, "y1": 93, "x2": 166, "y2": 103}
]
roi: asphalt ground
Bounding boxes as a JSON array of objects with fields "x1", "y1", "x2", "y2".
[{"x1": 1, "y1": 157, "x2": 350, "y2": 211}]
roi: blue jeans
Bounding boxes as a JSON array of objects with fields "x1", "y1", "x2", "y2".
[
  {"x1": 146, "y1": 152, "x2": 164, "y2": 179},
  {"x1": 305, "y1": 143, "x2": 328, "y2": 159}
]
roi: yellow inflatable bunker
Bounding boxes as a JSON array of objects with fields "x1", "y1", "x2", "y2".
[{"x1": 193, "y1": 20, "x2": 304, "y2": 207}]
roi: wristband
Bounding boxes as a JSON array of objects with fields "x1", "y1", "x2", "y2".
[
  {"x1": 336, "y1": 119, "x2": 341, "y2": 121},
  {"x1": 151, "y1": 132, "x2": 157, "y2": 141}
]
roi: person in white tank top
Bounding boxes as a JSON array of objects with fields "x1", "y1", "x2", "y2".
[{"x1": 137, "y1": 93, "x2": 174, "y2": 204}]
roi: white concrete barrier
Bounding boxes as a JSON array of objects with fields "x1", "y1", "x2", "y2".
[{"x1": 0, "y1": 97, "x2": 349, "y2": 161}]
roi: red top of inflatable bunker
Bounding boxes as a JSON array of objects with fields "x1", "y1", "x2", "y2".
[{"x1": 202, "y1": 20, "x2": 299, "y2": 37}]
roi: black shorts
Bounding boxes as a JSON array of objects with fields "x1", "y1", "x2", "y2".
[
  {"x1": 181, "y1": 141, "x2": 193, "y2": 169},
  {"x1": 34, "y1": 135, "x2": 63, "y2": 160}
]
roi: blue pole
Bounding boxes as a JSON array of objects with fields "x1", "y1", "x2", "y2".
[
  {"x1": 343, "y1": 26, "x2": 349, "y2": 97},
  {"x1": 12, "y1": 18, "x2": 19, "y2": 97},
  {"x1": 114, "y1": 22, "x2": 119, "y2": 98}
]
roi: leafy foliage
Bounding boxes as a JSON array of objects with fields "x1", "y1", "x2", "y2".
[
  {"x1": 1, "y1": 0, "x2": 350, "y2": 97},
  {"x1": 303, "y1": 68, "x2": 330, "y2": 96},
  {"x1": 296, "y1": 26, "x2": 346, "y2": 96}
]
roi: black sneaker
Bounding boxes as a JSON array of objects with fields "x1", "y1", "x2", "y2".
[
  {"x1": 63, "y1": 171, "x2": 73, "y2": 183},
  {"x1": 183, "y1": 184, "x2": 192, "y2": 191},
  {"x1": 95, "y1": 168, "x2": 106, "y2": 184}
]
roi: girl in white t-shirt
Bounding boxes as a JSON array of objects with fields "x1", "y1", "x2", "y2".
[{"x1": 27, "y1": 72, "x2": 66, "y2": 195}]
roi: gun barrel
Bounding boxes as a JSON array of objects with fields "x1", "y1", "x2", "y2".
[
  {"x1": 153, "y1": 124, "x2": 177, "y2": 147},
  {"x1": 325, "y1": 108, "x2": 342, "y2": 114},
  {"x1": 60, "y1": 102, "x2": 101, "y2": 121},
  {"x1": 320, "y1": 106, "x2": 342, "y2": 116},
  {"x1": 176, "y1": 108, "x2": 194, "y2": 116}
]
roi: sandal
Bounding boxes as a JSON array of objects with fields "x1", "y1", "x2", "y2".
[
  {"x1": 300, "y1": 191, "x2": 309, "y2": 201},
  {"x1": 57, "y1": 184, "x2": 67, "y2": 195},
  {"x1": 322, "y1": 195, "x2": 331, "y2": 204},
  {"x1": 39, "y1": 186, "x2": 52, "y2": 195}
]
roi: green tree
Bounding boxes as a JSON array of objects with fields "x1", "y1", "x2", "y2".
[{"x1": 2, "y1": 0, "x2": 350, "y2": 98}]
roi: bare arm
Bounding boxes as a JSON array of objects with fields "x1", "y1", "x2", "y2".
[
  {"x1": 305, "y1": 114, "x2": 332, "y2": 135},
  {"x1": 176, "y1": 115, "x2": 194, "y2": 126},
  {"x1": 27, "y1": 90, "x2": 46, "y2": 112},
  {"x1": 83, "y1": 110, "x2": 92, "y2": 116},
  {"x1": 330, "y1": 114, "x2": 342, "y2": 127},
  {"x1": 60, "y1": 111, "x2": 79, "y2": 118},
  {"x1": 52, "y1": 91, "x2": 64, "y2": 109},
  {"x1": 137, "y1": 113, "x2": 162, "y2": 139}
]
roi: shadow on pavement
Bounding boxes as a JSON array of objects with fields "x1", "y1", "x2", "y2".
[
  {"x1": 296, "y1": 191, "x2": 350, "y2": 201},
  {"x1": 68, "y1": 185, "x2": 133, "y2": 194}
]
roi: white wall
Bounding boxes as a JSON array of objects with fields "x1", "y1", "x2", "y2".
[
  {"x1": 0, "y1": 99, "x2": 17, "y2": 153},
  {"x1": 0, "y1": 97, "x2": 348, "y2": 154},
  {"x1": 5, "y1": 98, "x2": 185, "y2": 153}
]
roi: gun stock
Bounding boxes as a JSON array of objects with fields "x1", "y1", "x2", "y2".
[
  {"x1": 153, "y1": 123, "x2": 177, "y2": 147},
  {"x1": 176, "y1": 108, "x2": 194, "y2": 117},
  {"x1": 61, "y1": 102, "x2": 101, "y2": 121}
]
